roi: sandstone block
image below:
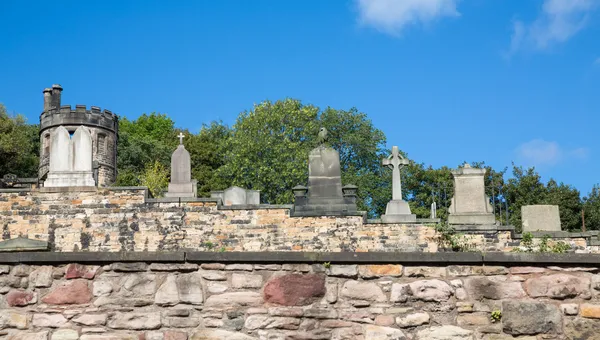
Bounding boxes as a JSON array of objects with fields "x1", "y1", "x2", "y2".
[
  {"x1": 561, "y1": 303, "x2": 579, "y2": 315},
  {"x1": 457, "y1": 313, "x2": 490, "y2": 326},
  {"x1": 42, "y1": 279, "x2": 92, "y2": 305},
  {"x1": 396, "y1": 312, "x2": 430, "y2": 328},
  {"x1": 409, "y1": 279, "x2": 453, "y2": 302},
  {"x1": 581, "y1": 304, "x2": 600, "y2": 319},
  {"x1": 471, "y1": 266, "x2": 507, "y2": 276},
  {"x1": 244, "y1": 315, "x2": 301, "y2": 330},
  {"x1": 6, "y1": 290, "x2": 37, "y2": 306},
  {"x1": 502, "y1": 300, "x2": 561, "y2": 335},
  {"x1": 155, "y1": 275, "x2": 179, "y2": 306},
  {"x1": 120, "y1": 273, "x2": 156, "y2": 296},
  {"x1": 358, "y1": 265, "x2": 403, "y2": 278},
  {"x1": 93, "y1": 280, "x2": 113, "y2": 296},
  {"x1": 564, "y1": 317, "x2": 600, "y2": 340},
  {"x1": 205, "y1": 292, "x2": 263, "y2": 307},
  {"x1": 390, "y1": 283, "x2": 410, "y2": 303},
  {"x1": 224, "y1": 264, "x2": 253, "y2": 271},
  {"x1": 164, "y1": 330, "x2": 188, "y2": 340},
  {"x1": 525, "y1": 273, "x2": 591, "y2": 299},
  {"x1": 340, "y1": 281, "x2": 386, "y2": 302},
  {"x1": 509, "y1": 267, "x2": 546, "y2": 275},
  {"x1": 65, "y1": 264, "x2": 99, "y2": 279},
  {"x1": 0, "y1": 310, "x2": 29, "y2": 329},
  {"x1": 29, "y1": 266, "x2": 54, "y2": 287},
  {"x1": 464, "y1": 277, "x2": 525, "y2": 300},
  {"x1": 51, "y1": 329, "x2": 79, "y2": 340},
  {"x1": 207, "y1": 282, "x2": 228, "y2": 294},
  {"x1": 263, "y1": 273, "x2": 325, "y2": 306},
  {"x1": 110, "y1": 263, "x2": 148, "y2": 272},
  {"x1": 0, "y1": 265, "x2": 9, "y2": 274},
  {"x1": 364, "y1": 325, "x2": 406, "y2": 340},
  {"x1": 416, "y1": 325, "x2": 473, "y2": 340},
  {"x1": 7, "y1": 331, "x2": 49, "y2": 340},
  {"x1": 254, "y1": 264, "x2": 281, "y2": 271},
  {"x1": 72, "y1": 313, "x2": 108, "y2": 326},
  {"x1": 12, "y1": 265, "x2": 32, "y2": 277},
  {"x1": 404, "y1": 266, "x2": 445, "y2": 278},
  {"x1": 374, "y1": 315, "x2": 395, "y2": 326},
  {"x1": 200, "y1": 271, "x2": 226, "y2": 281},
  {"x1": 190, "y1": 329, "x2": 257, "y2": 339},
  {"x1": 107, "y1": 312, "x2": 161, "y2": 330},
  {"x1": 149, "y1": 263, "x2": 198, "y2": 272},
  {"x1": 327, "y1": 265, "x2": 358, "y2": 278},
  {"x1": 32, "y1": 313, "x2": 67, "y2": 328},
  {"x1": 200, "y1": 263, "x2": 226, "y2": 270},
  {"x1": 232, "y1": 273, "x2": 263, "y2": 288},
  {"x1": 177, "y1": 272, "x2": 203, "y2": 304}
]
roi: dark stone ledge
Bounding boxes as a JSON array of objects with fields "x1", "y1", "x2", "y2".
[
  {"x1": 0, "y1": 252, "x2": 185, "y2": 264},
  {"x1": 482, "y1": 252, "x2": 600, "y2": 266},
  {"x1": 0, "y1": 251, "x2": 599, "y2": 267}
]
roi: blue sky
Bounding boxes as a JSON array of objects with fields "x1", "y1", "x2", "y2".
[{"x1": 1, "y1": 0, "x2": 599, "y2": 194}]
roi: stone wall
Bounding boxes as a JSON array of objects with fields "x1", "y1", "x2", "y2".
[
  {"x1": 0, "y1": 188, "x2": 598, "y2": 253},
  {"x1": 1, "y1": 252, "x2": 600, "y2": 339}
]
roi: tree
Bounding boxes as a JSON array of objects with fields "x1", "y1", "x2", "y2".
[
  {"x1": 503, "y1": 164, "x2": 548, "y2": 231},
  {"x1": 215, "y1": 99, "x2": 389, "y2": 217},
  {"x1": 185, "y1": 121, "x2": 231, "y2": 197},
  {"x1": 0, "y1": 104, "x2": 39, "y2": 178},
  {"x1": 545, "y1": 179, "x2": 581, "y2": 231},
  {"x1": 140, "y1": 160, "x2": 169, "y2": 197},
  {"x1": 115, "y1": 113, "x2": 177, "y2": 185},
  {"x1": 583, "y1": 185, "x2": 600, "y2": 230}
]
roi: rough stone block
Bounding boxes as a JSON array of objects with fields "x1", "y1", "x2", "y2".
[
  {"x1": 521, "y1": 205, "x2": 561, "y2": 232},
  {"x1": 502, "y1": 300, "x2": 561, "y2": 335}
]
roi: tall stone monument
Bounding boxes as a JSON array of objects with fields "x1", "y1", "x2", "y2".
[
  {"x1": 448, "y1": 163, "x2": 495, "y2": 225},
  {"x1": 165, "y1": 133, "x2": 197, "y2": 198},
  {"x1": 292, "y1": 128, "x2": 358, "y2": 216},
  {"x1": 380, "y1": 146, "x2": 416, "y2": 223},
  {"x1": 44, "y1": 126, "x2": 96, "y2": 187}
]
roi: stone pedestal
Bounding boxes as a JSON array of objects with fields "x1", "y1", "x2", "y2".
[
  {"x1": 165, "y1": 141, "x2": 196, "y2": 198},
  {"x1": 381, "y1": 200, "x2": 417, "y2": 223},
  {"x1": 45, "y1": 172, "x2": 95, "y2": 187},
  {"x1": 522, "y1": 205, "x2": 561, "y2": 232},
  {"x1": 292, "y1": 145, "x2": 358, "y2": 216},
  {"x1": 448, "y1": 164, "x2": 495, "y2": 226}
]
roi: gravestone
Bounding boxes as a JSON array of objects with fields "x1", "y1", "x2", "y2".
[
  {"x1": 522, "y1": 205, "x2": 561, "y2": 232},
  {"x1": 211, "y1": 186, "x2": 260, "y2": 206},
  {"x1": 0, "y1": 237, "x2": 49, "y2": 252},
  {"x1": 448, "y1": 163, "x2": 495, "y2": 225},
  {"x1": 292, "y1": 128, "x2": 358, "y2": 216},
  {"x1": 431, "y1": 201, "x2": 437, "y2": 219},
  {"x1": 166, "y1": 133, "x2": 197, "y2": 198},
  {"x1": 380, "y1": 146, "x2": 416, "y2": 223},
  {"x1": 44, "y1": 126, "x2": 96, "y2": 187}
]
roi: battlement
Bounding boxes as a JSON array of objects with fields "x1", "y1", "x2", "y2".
[{"x1": 40, "y1": 104, "x2": 119, "y2": 133}]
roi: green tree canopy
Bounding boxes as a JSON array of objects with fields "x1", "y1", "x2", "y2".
[
  {"x1": 215, "y1": 99, "x2": 389, "y2": 217},
  {"x1": 0, "y1": 104, "x2": 39, "y2": 178}
]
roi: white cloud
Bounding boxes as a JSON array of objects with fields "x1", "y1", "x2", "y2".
[
  {"x1": 515, "y1": 139, "x2": 589, "y2": 167},
  {"x1": 355, "y1": 0, "x2": 460, "y2": 36},
  {"x1": 507, "y1": 0, "x2": 598, "y2": 56}
]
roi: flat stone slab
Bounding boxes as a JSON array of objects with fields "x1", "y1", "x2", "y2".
[
  {"x1": 0, "y1": 237, "x2": 49, "y2": 252},
  {"x1": 522, "y1": 205, "x2": 561, "y2": 232}
]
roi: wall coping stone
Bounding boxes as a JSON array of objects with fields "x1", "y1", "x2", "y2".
[
  {"x1": 217, "y1": 204, "x2": 294, "y2": 210},
  {"x1": 40, "y1": 186, "x2": 97, "y2": 193},
  {"x1": 0, "y1": 188, "x2": 32, "y2": 193},
  {"x1": 0, "y1": 251, "x2": 599, "y2": 266}
]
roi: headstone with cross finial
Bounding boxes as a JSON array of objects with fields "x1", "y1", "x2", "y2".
[
  {"x1": 448, "y1": 162, "x2": 495, "y2": 226},
  {"x1": 380, "y1": 146, "x2": 416, "y2": 223},
  {"x1": 165, "y1": 133, "x2": 197, "y2": 198}
]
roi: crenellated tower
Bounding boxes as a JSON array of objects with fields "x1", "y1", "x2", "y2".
[{"x1": 38, "y1": 85, "x2": 119, "y2": 187}]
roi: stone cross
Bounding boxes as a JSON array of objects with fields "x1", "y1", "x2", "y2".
[
  {"x1": 177, "y1": 132, "x2": 185, "y2": 145},
  {"x1": 382, "y1": 146, "x2": 408, "y2": 201}
]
